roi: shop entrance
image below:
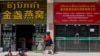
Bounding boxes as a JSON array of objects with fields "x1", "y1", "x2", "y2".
[
  {"x1": 16, "y1": 25, "x2": 35, "y2": 51},
  {"x1": 55, "y1": 25, "x2": 100, "y2": 52},
  {"x1": 1, "y1": 24, "x2": 46, "y2": 51}
]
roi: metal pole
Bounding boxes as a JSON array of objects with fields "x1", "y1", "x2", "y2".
[
  {"x1": 9, "y1": 25, "x2": 12, "y2": 51},
  {"x1": 88, "y1": 25, "x2": 90, "y2": 52}
]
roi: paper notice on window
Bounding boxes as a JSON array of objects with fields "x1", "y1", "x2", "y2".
[{"x1": 90, "y1": 28, "x2": 95, "y2": 32}]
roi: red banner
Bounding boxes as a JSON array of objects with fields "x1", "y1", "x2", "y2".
[{"x1": 54, "y1": 2, "x2": 100, "y2": 24}]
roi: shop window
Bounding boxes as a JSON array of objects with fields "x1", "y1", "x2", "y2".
[
  {"x1": 35, "y1": 24, "x2": 46, "y2": 33},
  {"x1": 78, "y1": 25, "x2": 89, "y2": 37},
  {"x1": 1, "y1": 24, "x2": 15, "y2": 51},
  {"x1": 54, "y1": 25, "x2": 67, "y2": 37},
  {"x1": 67, "y1": 25, "x2": 76, "y2": 37}
]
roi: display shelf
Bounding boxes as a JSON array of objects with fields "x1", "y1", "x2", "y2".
[{"x1": 1, "y1": 24, "x2": 15, "y2": 51}]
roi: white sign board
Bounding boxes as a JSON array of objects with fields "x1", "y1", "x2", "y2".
[{"x1": 90, "y1": 28, "x2": 95, "y2": 32}]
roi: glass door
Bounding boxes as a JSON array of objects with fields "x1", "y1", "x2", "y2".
[
  {"x1": 77, "y1": 25, "x2": 89, "y2": 51},
  {"x1": 89, "y1": 25, "x2": 100, "y2": 52},
  {"x1": 55, "y1": 25, "x2": 100, "y2": 52},
  {"x1": 55, "y1": 25, "x2": 90, "y2": 52}
]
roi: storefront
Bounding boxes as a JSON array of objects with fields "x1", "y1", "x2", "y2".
[
  {"x1": 54, "y1": 2, "x2": 100, "y2": 52},
  {"x1": 1, "y1": 24, "x2": 46, "y2": 51},
  {"x1": 0, "y1": 0, "x2": 47, "y2": 51}
]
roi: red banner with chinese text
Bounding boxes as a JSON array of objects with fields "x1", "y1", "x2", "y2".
[{"x1": 54, "y1": 2, "x2": 100, "y2": 24}]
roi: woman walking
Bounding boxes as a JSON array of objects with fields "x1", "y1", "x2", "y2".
[{"x1": 43, "y1": 32, "x2": 54, "y2": 55}]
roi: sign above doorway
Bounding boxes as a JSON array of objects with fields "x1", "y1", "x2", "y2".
[
  {"x1": 54, "y1": 2, "x2": 100, "y2": 24},
  {"x1": 1, "y1": 0, "x2": 47, "y2": 24}
]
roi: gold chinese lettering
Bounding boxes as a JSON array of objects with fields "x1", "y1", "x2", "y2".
[
  {"x1": 2, "y1": 10, "x2": 11, "y2": 19},
  {"x1": 35, "y1": 10, "x2": 44, "y2": 19},
  {"x1": 24, "y1": 10, "x2": 34, "y2": 19},
  {"x1": 14, "y1": 11, "x2": 22, "y2": 19}
]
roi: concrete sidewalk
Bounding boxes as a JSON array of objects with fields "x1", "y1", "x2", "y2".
[{"x1": 0, "y1": 52, "x2": 100, "y2": 56}]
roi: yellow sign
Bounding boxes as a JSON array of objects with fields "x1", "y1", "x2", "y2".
[{"x1": 1, "y1": 1, "x2": 46, "y2": 23}]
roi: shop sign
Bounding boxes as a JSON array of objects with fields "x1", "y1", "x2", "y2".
[
  {"x1": 1, "y1": 1, "x2": 47, "y2": 24},
  {"x1": 54, "y1": 2, "x2": 100, "y2": 24}
]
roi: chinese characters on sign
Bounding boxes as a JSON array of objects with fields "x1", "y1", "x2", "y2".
[
  {"x1": 2, "y1": 10, "x2": 44, "y2": 20},
  {"x1": 59, "y1": 4, "x2": 96, "y2": 11},
  {"x1": 54, "y1": 3, "x2": 100, "y2": 24},
  {"x1": 1, "y1": 1, "x2": 47, "y2": 24}
]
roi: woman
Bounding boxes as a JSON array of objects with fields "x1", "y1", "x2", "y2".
[{"x1": 44, "y1": 32, "x2": 53, "y2": 54}]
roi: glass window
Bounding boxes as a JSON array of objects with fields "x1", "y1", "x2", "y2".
[
  {"x1": 55, "y1": 25, "x2": 100, "y2": 52},
  {"x1": 78, "y1": 25, "x2": 89, "y2": 37},
  {"x1": 67, "y1": 25, "x2": 76, "y2": 37},
  {"x1": 55, "y1": 25, "x2": 67, "y2": 37}
]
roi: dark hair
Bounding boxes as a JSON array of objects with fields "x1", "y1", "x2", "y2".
[{"x1": 47, "y1": 32, "x2": 50, "y2": 35}]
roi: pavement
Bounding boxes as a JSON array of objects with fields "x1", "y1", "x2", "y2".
[{"x1": 0, "y1": 51, "x2": 100, "y2": 56}]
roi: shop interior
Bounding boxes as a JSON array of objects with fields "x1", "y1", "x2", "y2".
[{"x1": 16, "y1": 25, "x2": 35, "y2": 51}]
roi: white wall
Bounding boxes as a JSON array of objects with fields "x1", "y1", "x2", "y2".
[
  {"x1": 0, "y1": 24, "x2": 1, "y2": 47},
  {"x1": 47, "y1": 3, "x2": 54, "y2": 41},
  {"x1": 47, "y1": 3, "x2": 53, "y2": 31}
]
